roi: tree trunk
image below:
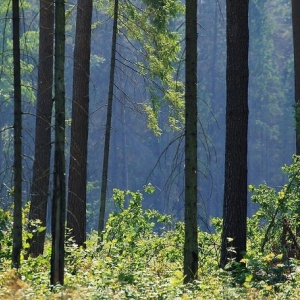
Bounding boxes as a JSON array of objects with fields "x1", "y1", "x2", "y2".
[
  {"x1": 12, "y1": 0, "x2": 22, "y2": 269},
  {"x1": 98, "y1": 0, "x2": 119, "y2": 238},
  {"x1": 51, "y1": 0, "x2": 66, "y2": 286},
  {"x1": 67, "y1": 0, "x2": 93, "y2": 247},
  {"x1": 184, "y1": 0, "x2": 198, "y2": 283},
  {"x1": 121, "y1": 106, "x2": 129, "y2": 191},
  {"x1": 291, "y1": 0, "x2": 300, "y2": 237},
  {"x1": 220, "y1": 0, "x2": 249, "y2": 268},
  {"x1": 27, "y1": 0, "x2": 54, "y2": 258},
  {"x1": 292, "y1": 0, "x2": 300, "y2": 155}
]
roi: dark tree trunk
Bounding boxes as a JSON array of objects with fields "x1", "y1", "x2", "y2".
[
  {"x1": 291, "y1": 0, "x2": 300, "y2": 237},
  {"x1": 51, "y1": 0, "x2": 66, "y2": 286},
  {"x1": 67, "y1": 0, "x2": 93, "y2": 247},
  {"x1": 183, "y1": 0, "x2": 198, "y2": 283},
  {"x1": 12, "y1": 0, "x2": 22, "y2": 269},
  {"x1": 220, "y1": 0, "x2": 249, "y2": 268},
  {"x1": 27, "y1": 0, "x2": 54, "y2": 258},
  {"x1": 98, "y1": 0, "x2": 119, "y2": 237},
  {"x1": 292, "y1": 0, "x2": 300, "y2": 155}
]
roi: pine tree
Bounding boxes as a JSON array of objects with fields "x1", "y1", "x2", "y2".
[
  {"x1": 51, "y1": 0, "x2": 66, "y2": 285},
  {"x1": 12, "y1": 0, "x2": 22, "y2": 269},
  {"x1": 184, "y1": 0, "x2": 198, "y2": 283},
  {"x1": 27, "y1": 0, "x2": 54, "y2": 257},
  {"x1": 220, "y1": 0, "x2": 249, "y2": 268},
  {"x1": 67, "y1": 0, "x2": 93, "y2": 247}
]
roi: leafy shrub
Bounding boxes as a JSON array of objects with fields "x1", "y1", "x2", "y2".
[
  {"x1": 4, "y1": 180, "x2": 300, "y2": 298},
  {"x1": 101, "y1": 186, "x2": 173, "y2": 277},
  {"x1": 0, "y1": 207, "x2": 11, "y2": 261},
  {"x1": 249, "y1": 155, "x2": 300, "y2": 256}
]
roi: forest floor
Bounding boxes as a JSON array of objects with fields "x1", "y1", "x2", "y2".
[
  {"x1": 2, "y1": 183, "x2": 300, "y2": 299},
  {"x1": 1, "y1": 231, "x2": 300, "y2": 300}
]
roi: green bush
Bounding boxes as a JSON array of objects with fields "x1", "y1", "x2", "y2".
[
  {"x1": 249, "y1": 155, "x2": 300, "y2": 256},
  {"x1": 0, "y1": 207, "x2": 11, "y2": 261},
  {"x1": 3, "y1": 180, "x2": 300, "y2": 298}
]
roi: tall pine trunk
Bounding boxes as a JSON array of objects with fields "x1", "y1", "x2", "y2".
[
  {"x1": 291, "y1": 0, "x2": 300, "y2": 236},
  {"x1": 220, "y1": 0, "x2": 249, "y2": 268},
  {"x1": 67, "y1": 0, "x2": 93, "y2": 247},
  {"x1": 292, "y1": 0, "x2": 300, "y2": 155},
  {"x1": 184, "y1": 0, "x2": 198, "y2": 283},
  {"x1": 51, "y1": 0, "x2": 66, "y2": 285},
  {"x1": 98, "y1": 0, "x2": 119, "y2": 237},
  {"x1": 12, "y1": 0, "x2": 22, "y2": 269},
  {"x1": 27, "y1": 0, "x2": 54, "y2": 258}
]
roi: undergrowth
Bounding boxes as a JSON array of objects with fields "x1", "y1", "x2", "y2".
[{"x1": 2, "y1": 157, "x2": 300, "y2": 299}]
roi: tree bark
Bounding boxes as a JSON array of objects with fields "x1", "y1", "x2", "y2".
[
  {"x1": 98, "y1": 0, "x2": 119, "y2": 238},
  {"x1": 292, "y1": 0, "x2": 300, "y2": 155},
  {"x1": 184, "y1": 0, "x2": 198, "y2": 283},
  {"x1": 12, "y1": 0, "x2": 22, "y2": 269},
  {"x1": 51, "y1": 0, "x2": 66, "y2": 286},
  {"x1": 27, "y1": 0, "x2": 54, "y2": 258},
  {"x1": 220, "y1": 0, "x2": 249, "y2": 268},
  {"x1": 67, "y1": 0, "x2": 93, "y2": 247},
  {"x1": 291, "y1": 0, "x2": 300, "y2": 237}
]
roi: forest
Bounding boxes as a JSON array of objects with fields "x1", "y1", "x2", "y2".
[{"x1": 1, "y1": 0, "x2": 300, "y2": 298}]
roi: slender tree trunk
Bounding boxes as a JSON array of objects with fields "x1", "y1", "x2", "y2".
[
  {"x1": 291, "y1": 0, "x2": 300, "y2": 236},
  {"x1": 12, "y1": 0, "x2": 22, "y2": 269},
  {"x1": 67, "y1": 0, "x2": 93, "y2": 247},
  {"x1": 184, "y1": 0, "x2": 198, "y2": 283},
  {"x1": 208, "y1": 1, "x2": 219, "y2": 218},
  {"x1": 27, "y1": 0, "x2": 54, "y2": 258},
  {"x1": 121, "y1": 107, "x2": 129, "y2": 191},
  {"x1": 51, "y1": 0, "x2": 66, "y2": 286},
  {"x1": 220, "y1": 0, "x2": 249, "y2": 268},
  {"x1": 292, "y1": 0, "x2": 300, "y2": 155},
  {"x1": 210, "y1": 1, "x2": 218, "y2": 111},
  {"x1": 98, "y1": 0, "x2": 119, "y2": 238}
]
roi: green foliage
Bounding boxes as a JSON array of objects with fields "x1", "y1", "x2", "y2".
[
  {"x1": 21, "y1": 203, "x2": 46, "y2": 252},
  {"x1": 222, "y1": 251, "x2": 299, "y2": 298},
  {"x1": 249, "y1": 155, "x2": 300, "y2": 254},
  {"x1": 0, "y1": 207, "x2": 11, "y2": 261},
  {"x1": 142, "y1": 0, "x2": 182, "y2": 29},
  {"x1": 5, "y1": 180, "x2": 300, "y2": 298},
  {"x1": 143, "y1": 103, "x2": 162, "y2": 135},
  {"x1": 117, "y1": 0, "x2": 185, "y2": 134},
  {"x1": 102, "y1": 186, "x2": 172, "y2": 272},
  {"x1": 92, "y1": 0, "x2": 185, "y2": 135},
  {"x1": 213, "y1": 155, "x2": 300, "y2": 297},
  {"x1": 0, "y1": 202, "x2": 47, "y2": 264}
]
